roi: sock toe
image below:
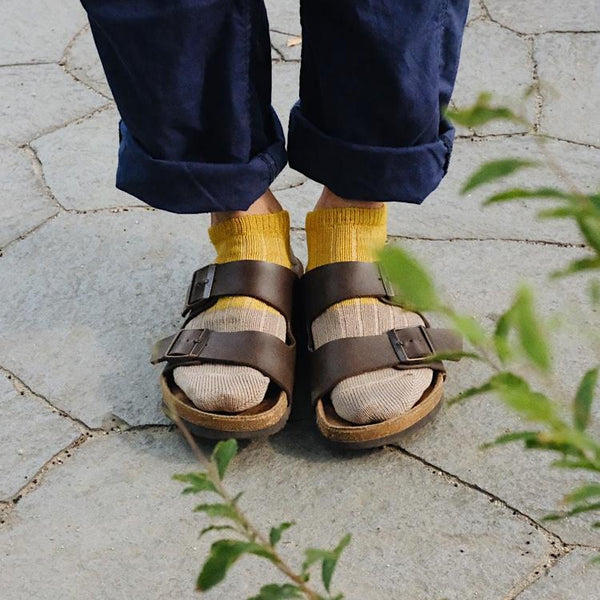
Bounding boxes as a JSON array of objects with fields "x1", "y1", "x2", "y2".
[
  {"x1": 173, "y1": 363, "x2": 270, "y2": 413},
  {"x1": 330, "y1": 367, "x2": 434, "y2": 425}
]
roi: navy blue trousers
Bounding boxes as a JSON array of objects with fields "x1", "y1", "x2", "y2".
[{"x1": 81, "y1": 1, "x2": 469, "y2": 214}]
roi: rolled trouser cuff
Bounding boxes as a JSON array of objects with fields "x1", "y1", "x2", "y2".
[
  {"x1": 115, "y1": 120, "x2": 287, "y2": 214},
  {"x1": 287, "y1": 103, "x2": 455, "y2": 204}
]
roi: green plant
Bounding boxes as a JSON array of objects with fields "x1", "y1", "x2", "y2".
[
  {"x1": 378, "y1": 93, "x2": 600, "y2": 555},
  {"x1": 167, "y1": 401, "x2": 350, "y2": 599}
]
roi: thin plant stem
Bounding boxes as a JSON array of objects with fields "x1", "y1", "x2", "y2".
[{"x1": 164, "y1": 397, "x2": 324, "y2": 600}]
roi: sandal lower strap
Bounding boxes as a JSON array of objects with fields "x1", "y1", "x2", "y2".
[
  {"x1": 152, "y1": 328, "x2": 296, "y2": 399},
  {"x1": 309, "y1": 326, "x2": 462, "y2": 405}
]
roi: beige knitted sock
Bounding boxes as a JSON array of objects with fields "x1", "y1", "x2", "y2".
[
  {"x1": 173, "y1": 211, "x2": 293, "y2": 413},
  {"x1": 306, "y1": 206, "x2": 433, "y2": 425}
]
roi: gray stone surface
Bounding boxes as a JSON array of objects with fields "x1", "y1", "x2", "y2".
[
  {"x1": 0, "y1": 64, "x2": 105, "y2": 145},
  {"x1": 32, "y1": 107, "x2": 141, "y2": 211},
  {"x1": 0, "y1": 373, "x2": 80, "y2": 499},
  {"x1": 2, "y1": 1, "x2": 600, "y2": 598},
  {"x1": 0, "y1": 0, "x2": 86, "y2": 65},
  {"x1": 452, "y1": 20, "x2": 534, "y2": 135},
  {"x1": 265, "y1": 0, "x2": 301, "y2": 35},
  {"x1": 0, "y1": 427, "x2": 553, "y2": 600},
  {"x1": 0, "y1": 147, "x2": 58, "y2": 248},
  {"x1": 63, "y1": 25, "x2": 112, "y2": 99},
  {"x1": 272, "y1": 61, "x2": 300, "y2": 134},
  {"x1": 536, "y1": 34, "x2": 600, "y2": 147},
  {"x1": 0, "y1": 210, "x2": 208, "y2": 428},
  {"x1": 279, "y1": 136, "x2": 593, "y2": 244},
  {"x1": 271, "y1": 31, "x2": 302, "y2": 62},
  {"x1": 519, "y1": 549, "x2": 600, "y2": 599},
  {"x1": 486, "y1": 1, "x2": 600, "y2": 34},
  {"x1": 399, "y1": 238, "x2": 600, "y2": 546}
]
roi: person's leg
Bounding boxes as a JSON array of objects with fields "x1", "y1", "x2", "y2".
[
  {"x1": 82, "y1": 0, "x2": 295, "y2": 413},
  {"x1": 292, "y1": 0, "x2": 469, "y2": 424},
  {"x1": 81, "y1": 0, "x2": 286, "y2": 214}
]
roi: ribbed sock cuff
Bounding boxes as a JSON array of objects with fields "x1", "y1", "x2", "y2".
[
  {"x1": 305, "y1": 206, "x2": 387, "y2": 271},
  {"x1": 208, "y1": 210, "x2": 293, "y2": 268}
]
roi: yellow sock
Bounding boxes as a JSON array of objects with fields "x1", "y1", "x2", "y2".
[
  {"x1": 306, "y1": 205, "x2": 387, "y2": 309},
  {"x1": 207, "y1": 210, "x2": 294, "y2": 316}
]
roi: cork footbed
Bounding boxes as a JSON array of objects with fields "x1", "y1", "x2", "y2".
[
  {"x1": 315, "y1": 372, "x2": 445, "y2": 449},
  {"x1": 160, "y1": 372, "x2": 290, "y2": 439}
]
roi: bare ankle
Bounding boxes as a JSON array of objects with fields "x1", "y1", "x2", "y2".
[
  {"x1": 211, "y1": 188, "x2": 283, "y2": 225},
  {"x1": 314, "y1": 186, "x2": 384, "y2": 210}
]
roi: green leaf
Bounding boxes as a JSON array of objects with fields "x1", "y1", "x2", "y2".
[
  {"x1": 199, "y1": 524, "x2": 238, "y2": 538},
  {"x1": 512, "y1": 287, "x2": 551, "y2": 371},
  {"x1": 378, "y1": 246, "x2": 440, "y2": 311},
  {"x1": 461, "y1": 159, "x2": 538, "y2": 194},
  {"x1": 172, "y1": 472, "x2": 218, "y2": 495},
  {"x1": 552, "y1": 256, "x2": 600, "y2": 278},
  {"x1": 247, "y1": 584, "x2": 303, "y2": 600},
  {"x1": 564, "y1": 484, "x2": 600, "y2": 505},
  {"x1": 193, "y1": 502, "x2": 241, "y2": 522},
  {"x1": 447, "y1": 313, "x2": 487, "y2": 346},
  {"x1": 490, "y1": 373, "x2": 562, "y2": 427},
  {"x1": 590, "y1": 554, "x2": 600, "y2": 564},
  {"x1": 211, "y1": 439, "x2": 238, "y2": 480},
  {"x1": 480, "y1": 431, "x2": 540, "y2": 449},
  {"x1": 269, "y1": 522, "x2": 294, "y2": 547},
  {"x1": 447, "y1": 380, "x2": 494, "y2": 406},
  {"x1": 323, "y1": 534, "x2": 351, "y2": 592},
  {"x1": 542, "y1": 502, "x2": 600, "y2": 522},
  {"x1": 444, "y1": 93, "x2": 521, "y2": 128},
  {"x1": 484, "y1": 187, "x2": 573, "y2": 205},
  {"x1": 579, "y1": 214, "x2": 600, "y2": 253},
  {"x1": 197, "y1": 540, "x2": 276, "y2": 591},
  {"x1": 494, "y1": 307, "x2": 515, "y2": 364},
  {"x1": 303, "y1": 535, "x2": 351, "y2": 593},
  {"x1": 573, "y1": 368, "x2": 599, "y2": 431}
]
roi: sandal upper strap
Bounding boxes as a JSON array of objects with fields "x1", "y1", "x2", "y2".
[
  {"x1": 301, "y1": 261, "x2": 396, "y2": 326},
  {"x1": 309, "y1": 326, "x2": 462, "y2": 405},
  {"x1": 151, "y1": 328, "x2": 296, "y2": 399},
  {"x1": 183, "y1": 260, "x2": 297, "y2": 323}
]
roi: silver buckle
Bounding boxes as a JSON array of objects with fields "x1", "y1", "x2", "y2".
[
  {"x1": 388, "y1": 326, "x2": 435, "y2": 362},
  {"x1": 164, "y1": 329, "x2": 209, "y2": 359},
  {"x1": 183, "y1": 264, "x2": 217, "y2": 314}
]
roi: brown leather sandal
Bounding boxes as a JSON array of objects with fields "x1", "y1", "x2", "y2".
[
  {"x1": 302, "y1": 261, "x2": 463, "y2": 449},
  {"x1": 151, "y1": 259, "x2": 302, "y2": 439}
]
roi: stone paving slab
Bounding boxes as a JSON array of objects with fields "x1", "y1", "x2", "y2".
[
  {"x1": 452, "y1": 19, "x2": 534, "y2": 136},
  {"x1": 0, "y1": 146, "x2": 58, "y2": 248},
  {"x1": 519, "y1": 548, "x2": 600, "y2": 599},
  {"x1": 271, "y1": 31, "x2": 302, "y2": 62},
  {"x1": 0, "y1": 64, "x2": 105, "y2": 146},
  {"x1": 265, "y1": 0, "x2": 301, "y2": 35},
  {"x1": 63, "y1": 26, "x2": 112, "y2": 100},
  {"x1": 397, "y1": 238, "x2": 600, "y2": 546},
  {"x1": 485, "y1": 1, "x2": 600, "y2": 34},
  {"x1": 0, "y1": 0, "x2": 86, "y2": 65},
  {"x1": 0, "y1": 427, "x2": 554, "y2": 600},
  {"x1": 279, "y1": 136, "x2": 592, "y2": 244},
  {"x1": 0, "y1": 373, "x2": 80, "y2": 499},
  {"x1": 31, "y1": 107, "x2": 141, "y2": 211},
  {"x1": 536, "y1": 33, "x2": 600, "y2": 147}
]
